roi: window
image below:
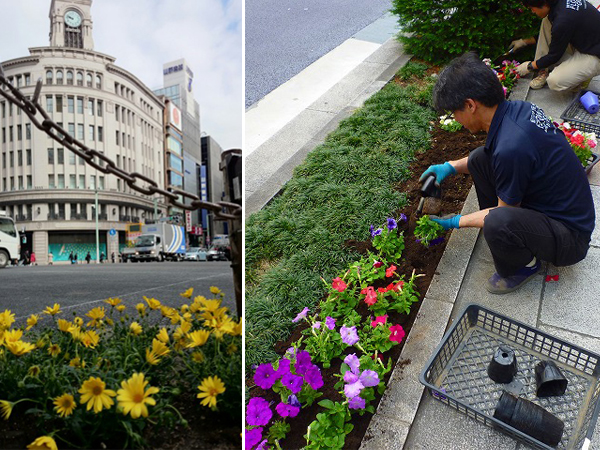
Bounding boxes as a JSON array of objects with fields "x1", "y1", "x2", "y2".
[
  {"x1": 48, "y1": 175, "x2": 55, "y2": 189},
  {"x1": 9, "y1": 151, "x2": 13, "y2": 168},
  {"x1": 116, "y1": 155, "x2": 120, "y2": 167},
  {"x1": 2, "y1": 153, "x2": 5, "y2": 169},
  {"x1": 47, "y1": 148, "x2": 54, "y2": 164},
  {"x1": 2, "y1": 178, "x2": 5, "y2": 191},
  {"x1": 69, "y1": 175, "x2": 76, "y2": 189},
  {"x1": 77, "y1": 97, "x2": 83, "y2": 114},
  {"x1": 15, "y1": 76, "x2": 22, "y2": 88},
  {"x1": 25, "y1": 74, "x2": 30, "y2": 86},
  {"x1": 17, "y1": 125, "x2": 22, "y2": 141},
  {"x1": 97, "y1": 100, "x2": 103, "y2": 116},
  {"x1": 57, "y1": 148, "x2": 64, "y2": 164},
  {"x1": 18, "y1": 176, "x2": 23, "y2": 190},
  {"x1": 46, "y1": 96, "x2": 53, "y2": 113},
  {"x1": 169, "y1": 172, "x2": 183, "y2": 188},
  {"x1": 78, "y1": 156, "x2": 84, "y2": 166},
  {"x1": 66, "y1": 71, "x2": 73, "y2": 85},
  {"x1": 56, "y1": 70, "x2": 63, "y2": 85},
  {"x1": 9, "y1": 126, "x2": 13, "y2": 142},
  {"x1": 86, "y1": 73, "x2": 93, "y2": 87},
  {"x1": 77, "y1": 124, "x2": 84, "y2": 140},
  {"x1": 98, "y1": 126, "x2": 103, "y2": 142},
  {"x1": 99, "y1": 176, "x2": 104, "y2": 190},
  {"x1": 77, "y1": 71, "x2": 83, "y2": 86},
  {"x1": 117, "y1": 179, "x2": 121, "y2": 191},
  {"x1": 26, "y1": 175, "x2": 32, "y2": 189},
  {"x1": 96, "y1": 74, "x2": 102, "y2": 89},
  {"x1": 17, "y1": 150, "x2": 22, "y2": 166},
  {"x1": 10, "y1": 177, "x2": 14, "y2": 191},
  {"x1": 90, "y1": 175, "x2": 96, "y2": 190},
  {"x1": 116, "y1": 131, "x2": 119, "y2": 146},
  {"x1": 89, "y1": 125, "x2": 95, "y2": 141},
  {"x1": 69, "y1": 152, "x2": 75, "y2": 165},
  {"x1": 26, "y1": 149, "x2": 31, "y2": 165},
  {"x1": 170, "y1": 154, "x2": 183, "y2": 172},
  {"x1": 115, "y1": 105, "x2": 119, "y2": 121},
  {"x1": 56, "y1": 96, "x2": 63, "y2": 113},
  {"x1": 25, "y1": 123, "x2": 31, "y2": 140},
  {"x1": 46, "y1": 70, "x2": 53, "y2": 85},
  {"x1": 68, "y1": 96, "x2": 74, "y2": 113},
  {"x1": 58, "y1": 174, "x2": 65, "y2": 189},
  {"x1": 88, "y1": 99, "x2": 94, "y2": 115},
  {"x1": 79, "y1": 175, "x2": 85, "y2": 189},
  {"x1": 68, "y1": 123, "x2": 75, "y2": 137},
  {"x1": 1, "y1": 102, "x2": 4, "y2": 118},
  {"x1": 1, "y1": 128, "x2": 4, "y2": 143}
]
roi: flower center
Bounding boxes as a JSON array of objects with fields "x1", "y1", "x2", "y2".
[
  {"x1": 92, "y1": 386, "x2": 103, "y2": 396},
  {"x1": 133, "y1": 393, "x2": 144, "y2": 403}
]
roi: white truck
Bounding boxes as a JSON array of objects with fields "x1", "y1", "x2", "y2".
[
  {"x1": 131, "y1": 223, "x2": 186, "y2": 262},
  {"x1": 0, "y1": 213, "x2": 20, "y2": 268}
]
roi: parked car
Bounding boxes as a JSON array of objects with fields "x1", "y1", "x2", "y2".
[
  {"x1": 206, "y1": 245, "x2": 230, "y2": 261},
  {"x1": 184, "y1": 247, "x2": 207, "y2": 261}
]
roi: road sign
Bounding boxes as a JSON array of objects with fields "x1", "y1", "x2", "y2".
[{"x1": 109, "y1": 228, "x2": 116, "y2": 236}]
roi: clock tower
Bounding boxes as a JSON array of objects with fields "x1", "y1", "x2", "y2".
[{"x1": 49, "y1": 0, "x2": 94, "y2": 50}]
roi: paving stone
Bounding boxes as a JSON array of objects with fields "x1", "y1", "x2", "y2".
[{"x1": 359, "y1": 415, "x2": 410, "y2": 450}]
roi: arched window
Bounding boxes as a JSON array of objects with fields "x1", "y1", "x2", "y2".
[
  {"x1": 46, "y1": 70, "x2": 53, "y2": 85},
  {"x1": 95, "y1": 74, "x2": 102, "y2": 89},
  {"x1": 56, "y1": 70, "x2": 63, "y2": 85},
  {"x1": 86, "y1": 73, "x2": 93, "y2": 88},
  {"x1": 76, "y1": 71, "x2": 83, "y2": 86},
  {"x1": 66, "y1": 70, "x2": 74, "y2": 85}
]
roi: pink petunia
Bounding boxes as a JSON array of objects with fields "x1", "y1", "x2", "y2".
[
  {"x1": 389, "y1": 324, "x2": 406, "y2": 344},
  {"x1": 385, "y1": 265, "x2": 397, "y2": 278},
  {"x1": 332, "y1": 277, "x2": 347, "y2": 292},
  {"x1": 361, "y1": 286, "x2": 377, "y2": 306},
  {"x1": 371, "y1": 315, "x2": 388, "y2": 328}
]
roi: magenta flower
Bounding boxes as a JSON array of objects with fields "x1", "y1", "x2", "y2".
[
  {"x1": 325, "y1": 316, "x2": 336, "y2": 330},
  {"x1": 344, "y1": 353, "x2": 360, "y2": 374},
  {"x1": 371, "y1": 314, "x2": 388, "y2": 328},
  {"x1": 340, "y1": 325, "x2": 359, "y2": 345},
  {"x1": 295, "y1": 351, "x2": 312, "y2": 376},
  {"x1": 359, "y1": 370, "x2": 380, "y2": 388},
  {"x1": 281, "y1": 373, "x2": 304, "y2": 394},
  {"x1": 292, "y1": 307, "x2": 309, "y2": 323},
  {"x1": 245, "y1": 427, "x2": 263, "y2": 449},
  {"x1": 276, "y1": 358, "x2": 291, "y2": 377},
  {"x1": 312, "y1": 321, "x2": 321, "y2": 330},
  {"x1": 348, "y1": 396, "x2": 366, "y2": 410},
  {"x1": 344, "y1": 380, "x2": 364, "y2": 399},
  {"x1": 373, "y1": 260, "x2": 383, "y2": 268},
  {"x1": 304, "y1": 365, "x2": 324, "y2": 390},
  {"x1": 390, "y1": 324, "x2": 406, "y2": 344},
  {"x1": 246, "y1": 397, "x2": 272, "y2": 427},
  {"x1": 276, "y1": 402, "x2": 301, "y2": 418},
  {"x1": 344, "y1": 370, "x2": 360, "y2": 384},
  {"x1": 332, "y1": 277, "x2": 347, "y2": 292},
  {"x1": 254, "y1": 363, "x2": 279, "y2": 390},
  {"x1": 256, "y1": 440, "x2": 269, "y2": 450}
]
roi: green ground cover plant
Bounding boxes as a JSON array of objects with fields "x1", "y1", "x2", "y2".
[{"x1": 245, "y1": 72, "x2": 436, "y2": 369}]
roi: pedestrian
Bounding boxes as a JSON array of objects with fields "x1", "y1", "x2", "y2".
[
  {"x1": 30, "y1": 252, "x2": 36, "y2": 266},
  {"x1": 111, "y1": 251, "x2": 115, "y2": 264},
  {"x1": 423, "y1": 52, "x2": 595, "y2": 294},
  {"x1": 48, "y1": 252, "x2": 54, "y2": 265},
  {"x1": 511, "y1": 0, "x2": 600, "y2": 91},
  {"x1": 85, "y1": 252, "x2": 91, "y2": 264},
  {"x1": 100, "y1": 252, "x2": 105, "y2": 263},
  {"x1": 69, "y1": 251, "x2": 74, "y2": 264},
  {"x1": 74, "y1": 253, "x2": 78, "y2": 264},
  {"x1": 24, "y1": 250, "x2": 30, "y2": 266}
]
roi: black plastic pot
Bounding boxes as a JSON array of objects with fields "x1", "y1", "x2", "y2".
[
  {"x1": 487, "y1": 346, "x2": 518, "y2": 384},
  {"x1": 493, "y1": 391, "x2": 564, "y2": 447},
  {"x1": 535, "y1": 360, "x2": 568, "y2": 397}
]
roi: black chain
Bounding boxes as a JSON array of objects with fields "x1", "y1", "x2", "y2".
[{"x1": 0, "y1": 70, "x2": 241, "y2": 220}]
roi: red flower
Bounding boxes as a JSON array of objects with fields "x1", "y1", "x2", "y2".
[
  {"x1": 332, "y1": 277, "x2": 347, "y2": 293},
  {"x1": 572, "y1": 134, "x2": 585, "y2": 147},
  {"x1": 385, "y1": 265, "x2": 397, "y2": 278},
  {"x1": 373, "y1": 261, "x2": 383, "y2": 268},
  {"x1": 377, "y1": 286, "x2": 388, "y2": 293},
  {"x1": 371, "y1": 315, "x2": 388, "y2": 327},
  {"x1": 362, "y1": 286, "x2": 377, "y2": 306},
  {"x1": 389, "y1": 324, "x2": 406, "y2": 343}
]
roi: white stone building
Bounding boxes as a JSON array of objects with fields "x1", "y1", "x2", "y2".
[{"x1": 0, "y1": 0, "x2": 165, "y2": 263}]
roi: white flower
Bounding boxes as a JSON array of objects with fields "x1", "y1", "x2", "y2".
[{"x1": 563, "y1": 122, "x2": 571, "y2": 129}]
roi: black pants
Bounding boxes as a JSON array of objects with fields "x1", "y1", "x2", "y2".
[{"x1": 467, "y1": 146, "x2": 591, "y2": 277}]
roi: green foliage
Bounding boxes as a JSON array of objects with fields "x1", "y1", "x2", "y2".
[
  {"x1": 439, "y1": 114, "x2": 463, "y2": 132},
  {"x1": 304, "y1": 400, "x2": 353, "y2": 450},
  {"x1": 372, "y1": 225, "x2": 405, "y2": 261},
  {"x1": 414, "y1": 215, "x2": 446, "y2": 246},
  {"x1": 391, "y1": 0, "x2": 540, "y2": 64},
  {"x1": 397, "y1": 61, "x2": 428, "y2": 81}
]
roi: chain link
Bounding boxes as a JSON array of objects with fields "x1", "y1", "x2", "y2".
[{"x1": 0, "y1": 71, "x2": 241, "y2": 220}]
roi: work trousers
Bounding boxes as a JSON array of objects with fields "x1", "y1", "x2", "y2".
[
  {"x1": 467, "y1": 147, "x2": 591, "y2": 277},
  {"x1": 535, "y1": 16, "x2": 600, "y2": 91}
]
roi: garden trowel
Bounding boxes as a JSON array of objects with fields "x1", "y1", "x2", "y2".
[{"x1": 416, "y1": 173, "x2": 442, "y2": 216}]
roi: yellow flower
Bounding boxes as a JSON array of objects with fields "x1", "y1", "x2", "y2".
[
  {"x1": 3, "y1": 329, "x2": 23, "y2": 343},
  {"x1": 105, "y1": 318, "x2": 114, "y2": 327},
  {"x1": 144, "y1": 296, "x2": 161, "y2": 310},
  {"x1": 191, "y1": 351, "x2": 205, "y2": 363},
  {"x1": 78, "y1": 376, "x2": 116, "y2": 413},
  {"x1": 181, "y1": 312, "x2": 193, "y2": 322},
  {"x1": 43, "y1": 304, "x2": 61, "y2": 316},
  {"x1": 85, "y1": 307, "x2": 106, "y2": 327},
  {"x1": 180, "y1": 304, "x2": 189, "y2": 313},
  {"x1": 73, "y1": 317, "x2": 84, "y2": 326},
  {"x1": 81, "y1": 330, "x2": 100, "y2": 348},
  {"x1": 209, "y1": 286, "x2": 221, "y2": 295},
  {"x1": 67, "y1": 325, "x2": 83, "y2": 342},
  {"x1": 156, "y1": 328, "x2": 170, "y2": 343},
  {"x1": 206, "y1": 315, "x2": 236, "y2": 339},
  {"x1": 26, "y1": 314, "x2": 39, "y2": 331},
  {"x1": 130, "y1": 322, "x2": 143, "y2": 336},
  {"x1": 186, "y1": 330, "x2": 210, "y2": 348},
  {"x1": 53, "y1": 393, "x2": 76, "y2": 417},
  {"x1": 160, "y1": 306, "x2": 180, "y2": 324},
  {"x1": 180, "y1": 287, "x2": 193, "y2": 298},
  {"x1": 6, "y1": 340, "x2": 36, "y2": 356},
  {"x1": 105, "y1": 297, "x2": 122, "y2": 307},
  {"x1": 35, "y1": 338, "x2": 47, "y2": 349},
  {"x1": 233, "y1": 319, "x2": 242, "y2": 336},
  {"x1": 69, "y1": 357, "x2": 86, "y2": 368},
  {"x1": 0, "y1": 309, "x2": 15, "y2": 330},
  {"x1": 197, "y1": 376, "x2": 225, "y2": 409},
  {"x1": 27, "y1": 436, "x2": 58, "y2": 450},
  {"x1": 117, "y1": 372, "x2": 160, "y2": 419},
  {"x1": 116, "y1": 304, "x2": 126, "y2": 313},
  {"x1": 173, "y1": 321, "x2": 192, "y2": 341},
  {"x1": 135, "y1": 303, "x2": 146, "y2": 316},
  {"x1": 145, "y1": 339, "x2": 170, "y2": 365},
  {"x1": 0, "y1": 400, "x2": 13, "y2": 420},
  {"x1": 47, "y1": 344, "x2": 61, "y2": 357},
  {"x1": 28, "y1": 365, "x2": 41, "y2": 377},
  {"x1": 57, "y1": 319, "x2": 71, "y2": 332}
]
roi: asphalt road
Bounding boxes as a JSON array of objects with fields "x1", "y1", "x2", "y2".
[
  {"x1": 245, "y1": 0, "x2": 392, "y2": 107},
  {"x1": 0, "y1": 261, "x2": 236, "y2": 321}
]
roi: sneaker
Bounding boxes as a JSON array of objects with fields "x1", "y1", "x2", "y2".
[
  {"x1": 530, "y1": 70, "x2": 549, "y2": 90},
  {"x1": 486, "y1": 259, "x2": 541, "y2": 294}
]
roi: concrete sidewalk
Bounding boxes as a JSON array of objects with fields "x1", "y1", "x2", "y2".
[{"x1": 244, "y1": 14, "x2": 600, "y2": 450}]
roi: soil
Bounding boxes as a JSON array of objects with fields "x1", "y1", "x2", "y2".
[{"x1": 247, "y1": 122, "x2": 487, "y2": 449}]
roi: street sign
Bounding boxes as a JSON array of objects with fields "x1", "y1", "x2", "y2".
[{"x1": 109, "y1": 228, "x2": 116, "y2": 236}]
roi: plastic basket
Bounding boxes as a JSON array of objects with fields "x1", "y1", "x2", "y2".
[
  {"x1": 420, "y1": 303, "x2": 600, "y2": 449},
  {"x1": 561, "y1": 90, "x2": 600, "y2": 135}
]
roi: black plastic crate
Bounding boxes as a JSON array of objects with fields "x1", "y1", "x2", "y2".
[
  {"x1": 420, "y1": 303, "x2": 600, "y2": 449},
  {"x1": 561, "y1": 90, "x2": 600, "y2": 135}
]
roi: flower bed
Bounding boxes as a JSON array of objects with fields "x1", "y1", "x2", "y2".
[{"x1": 0, "y1": 287, "x2": 242, "y2": 449}]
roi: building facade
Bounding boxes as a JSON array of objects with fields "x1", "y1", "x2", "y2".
[{"x1": 0, "y1": 0, "x2": 165, "y2": 263}]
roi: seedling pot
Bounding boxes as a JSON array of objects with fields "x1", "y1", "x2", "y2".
[
  {"x1": 488, "y1": 346, "x2": 518, "y2": 384},
  {"x1": 493, "y1": 391, "x2": 564, "y2": 447},
  {"x1": 535, "y1": 360, "x2": 568, "y2": 397}
]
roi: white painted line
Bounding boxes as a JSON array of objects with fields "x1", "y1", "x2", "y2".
[{"x1": 245, "y1": 38, "x2": 381, "y2": 156}]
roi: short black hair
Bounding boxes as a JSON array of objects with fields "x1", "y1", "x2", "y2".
[
  {"x1": 521, "y1": 0, "x2": 557, "y2": 7},
  {"x1": 432, "y1": 52, "x2": 505, "y2": 113}
]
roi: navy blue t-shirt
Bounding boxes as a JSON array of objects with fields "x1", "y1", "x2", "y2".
[{"x1": 484, "y1": 100, "x2": 595, "y2": 236}]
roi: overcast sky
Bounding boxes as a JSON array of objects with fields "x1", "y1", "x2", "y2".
[{"x1": 0, "y1": 0, "x2": 242, "y2": 150}]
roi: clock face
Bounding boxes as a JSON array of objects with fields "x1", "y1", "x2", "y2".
[{"x1": 65, "y1": 10, "x2": 82, "y2": 27}]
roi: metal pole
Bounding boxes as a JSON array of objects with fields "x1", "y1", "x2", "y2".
[
  {"x1": 95, "y1": 189, "x2": 99, "y2": 263},
  {"x1": 154, "y1": 197, "x2": 158, "y2": 222}
]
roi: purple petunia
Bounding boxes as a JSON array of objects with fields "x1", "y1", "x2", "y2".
[
  {"x1": 276, "y1": 401, "x2": 301, "y2": 418},
  {"x1": 325, "y1": 316, "x2": 336, "y2": 330},
  {"x1": 286, "y1": 347, "x2": 297, "y2": 357},
  {"x1": 281, "y1": 372, "x2": 304, "y2": 394},
  {"x1": 245, "y1": 427, "x2": 263, "y2": 449},
  {"x1": 292, "y1": 307, "x2": 310, "y2": 323},
  {"x1": 254, "y1": 363, "x2": 279, "y2": 390},
  {"x1": 348, "y1": 396, "x2": 366, "y2": 410},
  {"x1": 295, "y1": 350, "x2": 312, "y2": 376},
  {"x1": 387, "y1": 217, "x2": 397, "y2": 231},
  {"x1": 256, "y1": 440, "x2": 269, "y2": 450},
  {"x1": 371, "y1": 226, "x2": 382, "y2": 237},
  {"x1": 344, "y1": 353, "x2": 360, "y2": 374},
  {"x1": 340, "y1": 325, "x2": 359, "y2": 346},
  {"x1": 276, "y1": 358, "x2": 291, "y2": 378},
  {"x1": 429, "y1": 237, "x2": 445, "y2": 246},
  {"x1": 343, "y1": 370, "x2": 359, "y2": 384},
  {"x1": 246, "y1": 397, "x2": 273, "y2": 427},
  {"x1": 359, "y1": 370, "x2": 380, "y2": 388},
  {"x1": 304, "y1": 364, "x2": 324, "y2": 390},
  {"x1": 312, "y1": 321, "x2": 321, "y2": 330},
  {"x1": 399, "y1": 213, "x2": 407, "y2": 223},
  {"x1": 344, "y1": 380, "x2": 364, "y2": 399},
  {"x1": 287, "y1": 394, "x2": 301, "y2": 408}
]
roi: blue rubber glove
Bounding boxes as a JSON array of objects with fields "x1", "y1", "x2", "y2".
[
  {"x1": 430, "y1": 214, "x2": 462, "y2": 230},
  {"x1": 419, "y1": 162, "x2": 456, "y2": 184}
]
